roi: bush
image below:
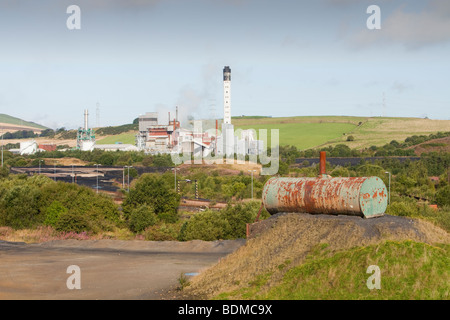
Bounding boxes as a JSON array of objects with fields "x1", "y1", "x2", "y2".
[
  {"x1": 129, "y1": 204, "x2": 157, "y2": 233},
  {"x1": 178, "y1": 209, "x2": 229, "y2": 241},
  {"x1": 43, "y1": 200, "x2": 68, "y2": 228},
  {"x1": 386, "y1": 200, "x2": 418, "y2": 217},
  {"x1": 54, "y1": 210, "x2": 93, "y2": 233},
  {"x1": 436, "y1": 186, "x2": 450, "y2": 207},
  {"x1": 0, "y1": 175, "x2": 119, "y2": 232},
  {"x1": 123, "y1": 173, "x2": 180, "y2": 218},
  {"x1": 178, "y1": 202, "x2": 268, "y2": 241},
  {"x1": 0, "y1": 166, "x2": 9, "y2": 178},
  {"x1": 0, "y1": 182, "x2": 42, "y2": 229},
  {"x1": 144, "y1": 223, "x2": 181, "y2": 241},
  {"x1": 39, "y1": 182, "x2": 120, "y2": 231}
]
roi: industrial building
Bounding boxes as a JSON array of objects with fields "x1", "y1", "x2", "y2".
[
  {"x1": 135, "y1": 110, "x2": 215, "y2": 156},
  {"x1": 9, "y1": 140, "x2": 41, "y2": 155},
  {"x1": 93, "y1": 144, "x2": 138, "y2": 152},
  {"x1": 135, "y1": 110, "x2": 181, "y2": 154},
  {"x1": 135, "y1": 66, "x2": 264, "y2": 158},
  {"x1": 77, "y1": 109, "x2": 96, "y2": 151}
]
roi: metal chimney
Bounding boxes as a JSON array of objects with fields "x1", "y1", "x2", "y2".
[
  {"x1": 223, "y1": 66, "x2": 231, "y2": 125},
  {"x1": 84, "y1": 109, "x2": 89, "y2": 131}
]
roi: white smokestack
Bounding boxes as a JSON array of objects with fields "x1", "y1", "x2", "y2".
[
  {"x1": 84, "y1": 109, "x2": 89, "y2": 130},
  {"x1": 223, "y1": 66, "x2": 231, "y2": 124}
]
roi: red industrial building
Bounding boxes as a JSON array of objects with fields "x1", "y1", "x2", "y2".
[{"x1": 38, "y1": 144, "x2": 57, "y2": 152}]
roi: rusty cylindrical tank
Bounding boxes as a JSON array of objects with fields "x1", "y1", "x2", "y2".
[{"x1": 262, "y1": 176, "x2": 388, "y2": 218}]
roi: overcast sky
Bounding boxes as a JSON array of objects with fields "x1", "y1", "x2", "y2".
[{"x1": 1, "y1": 0, "x2": 449, "y2": 129}]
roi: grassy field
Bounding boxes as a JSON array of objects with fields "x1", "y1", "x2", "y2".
[
  {"x1": 96, "y1": 132, "x2": 137, "y2": 145},
  {"x1": 0, "y1": 113, "x2": 48, "y2": 130},
  {"x1": 232, "y1": 116, "x2": 450, "y2": 150},
  {"x1": 93, "y1": 115, "x2": 450, "y2": 151},
  {"x1": 328, "y1": 117, "x2": 450, "y2": 150},
  {"x1": 235, "y1": 122, "x2": 356, "y2": 150},
  {"x1": 6, "y1": 114, "x2": 448, "y2": 151}
]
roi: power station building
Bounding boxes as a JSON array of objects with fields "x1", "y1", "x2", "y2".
[
  {"x1": 135, "y1": 110, "x2": 182, "y2": 154},
  {"x1": 134, "y1": 65, "x2": 263, "y2": 157}
]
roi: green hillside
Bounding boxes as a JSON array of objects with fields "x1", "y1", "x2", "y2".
[
  {"x1": 232, "y1": 116, "x2": 450, "y2": 150},
  {"x1": 236, "y1": 121, "x2": 356, "y2": 150},
  {"x1": 94, "y1": 115, "x2": 450, "y2": 150},
  {"x1": 219, "y1": 241, "x2": 450, "y2": 300},
  {"x1": 96, "y1": 132, "x2": 136, "y2": 145},
  {"x1": 0, "y1": 114, "x2": 48, "y2": 130},
  {"x1": 10, "y1": 114, "x2": 446, "y2": 151}
]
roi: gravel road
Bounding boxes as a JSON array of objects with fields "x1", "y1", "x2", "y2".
[{"x1": 0, "y1": 239, "x2": 245, "y2": 300}]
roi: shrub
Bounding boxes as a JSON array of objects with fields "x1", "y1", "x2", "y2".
[
  {"x1": 43, "y1": 200, "x2": 68, "y2": 228},
  {"x1": 40, "y1": 182, "x2": 120, "y2": 231},
  {"x1": 144, "y1": 223, "x2": 181, "y2": 241},
  {"x1": 129, "y1": 204, "x2": 157, "y2": 233},
  {"x1": 178, "y1": 201, "x2": 268, "y2": 241},
  {"x1": 0, "y1": 183, "x2": 42, "y2": 229},
  {"x1": 0, "y1": 175, "x2": 119, "y2": 232},
  {"x1": 158, "y1": 212, "x2": 179, "y2": 224},
  {"x1": 436, "y1": 186, "x2": 450, "y2": 207},
  {"x1": 0, "y1": 166, "x2": 9, "y2": 178},
  {"x1": 123, "y1": 174, "x2": 180, "y2": 218},
  {"x1": 178, "y1": 209, "x2": 229, "y2": 241},
  {"x1": 386, "y1": 200, "x2": 418, "y2": 217},
  {"x1": 55, "y1": 210, "x2": 93, "y2": 233}
]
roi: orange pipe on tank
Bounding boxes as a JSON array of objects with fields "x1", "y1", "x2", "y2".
[{"x1": 320, "y1": 151, "x2": 327, "y2": 176}]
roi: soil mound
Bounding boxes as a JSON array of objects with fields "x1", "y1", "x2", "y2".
[{"x1": 184, "y1": 213, "x2": 450, "y2": 299}]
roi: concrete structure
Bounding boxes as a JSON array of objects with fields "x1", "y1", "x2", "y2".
[
  {"x1": 176, "y1": 125, "x2": 214, "y2": 157},
  {"x1": 138, "y1": 112, "x2": 158, "y2": 133},
  {"x1": 94, "y1": 144, "x2": 139, "y2": 152},
  {"x1": 77, "y1": 109, "x2": 96, "y2": 151},
  {"x1": 218, "y1": 122, "x2": 235, "y2": 157},
  {"x1": 136, "y1": 110, "x2": 181, "y2": 154},
  {"x1": 19, "y1": 140, "x2": 38, "y2": 155}
]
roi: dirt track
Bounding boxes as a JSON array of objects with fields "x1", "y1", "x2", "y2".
[{"x1": 0, "y1": 239, "x2": 244, "y2": 300}]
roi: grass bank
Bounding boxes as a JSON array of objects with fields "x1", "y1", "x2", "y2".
[
  {"x1": 217, "y1": 241, "x2": 449, "y2": 300},
  {"x1": 182, "y1": 213, "x2": 450, "y2": 300}
]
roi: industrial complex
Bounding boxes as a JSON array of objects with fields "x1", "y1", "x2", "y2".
[
  {"x1": 11, "y1": 66, "x2": 264, "y2": 158},
  {"x1": 132, "y1": 66, "x2": 264, "y2": 157}
]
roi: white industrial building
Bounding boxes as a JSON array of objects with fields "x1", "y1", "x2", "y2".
[
  {"x1": 77, "y1": 109, "x2": 96, "y2": 151},
  {"x1": 9, "y1": 140, "x2": 45, "y2": 155},
  {"x1": 93, "y1": 144, "x2": 139, "y2": 152}
]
